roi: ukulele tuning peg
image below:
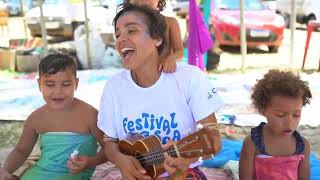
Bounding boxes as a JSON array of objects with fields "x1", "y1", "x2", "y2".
[{"x1": 196, "y1": 123, "x2": 204, "y2": 130}]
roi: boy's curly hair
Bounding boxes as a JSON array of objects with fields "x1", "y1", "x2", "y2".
[
  {"x1": 124, "y1": 0, "x2": 167, "y2": 11},
  {"x1": 251, "y1": 69, "x2": 312, "y2": 113}
]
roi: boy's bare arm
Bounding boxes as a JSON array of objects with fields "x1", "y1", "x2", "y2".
[
  {"x1": 86, "y1": 108, "x2": 107, "y2": 168},
  {"x1": 298, "y1": 138, "x2": 310, "y2": 180},
  {"x1": 2, "y1": 117, "x2": 38, "y2": 174},
  {"x1": 167, "y1": 17, "x2": 184, "y2": 62},
  {"x1": 239, "y1": 136, "x2": 256, "y2": 180}
]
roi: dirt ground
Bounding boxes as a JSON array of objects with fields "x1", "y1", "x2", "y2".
[{"x1": 0, "y1": 121, "x2": 319, "y2": 166}]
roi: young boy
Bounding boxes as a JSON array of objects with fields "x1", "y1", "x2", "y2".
[{"x1": 0, "y1": 53, "x2": 106, "y2": 180}]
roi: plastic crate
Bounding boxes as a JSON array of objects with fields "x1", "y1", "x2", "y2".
[{"x1": 0, "y1": 49, "x2": 16, "y2": 70}]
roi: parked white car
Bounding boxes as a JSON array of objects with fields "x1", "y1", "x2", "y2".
[
  {"x1": 25, "y1": 0, "x2": 116, "y2": 38},
  {"x1": 276, "y1": 0, "x2": 320, "y2": 28}
]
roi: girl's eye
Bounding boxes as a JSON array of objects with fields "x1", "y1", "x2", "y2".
[
  {"x1": 115, "y1": 34, "x2": 120, "y2": 39},
  {"x1": 276, "y1": 114, "x2": 286, "y2": 118},
  {"x1": 293, "y1": 114, "x2": 301, "y2": 118}
]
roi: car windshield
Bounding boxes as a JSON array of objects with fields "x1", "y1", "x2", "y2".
[
  {"x1": 43, "y1": 0, "x2": 101, "y2": 6},
  {"x1": 214, "y1": 0, "x2": 265, "y2": 10}
]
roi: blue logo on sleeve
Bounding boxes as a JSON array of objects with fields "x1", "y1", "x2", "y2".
[{"x1": 122, "y1": 113, "x2": 181, "y2": 144}]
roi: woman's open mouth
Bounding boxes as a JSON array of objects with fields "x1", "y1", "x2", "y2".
[{"x1": 121, "y1": 47, "x2": 135, "y2": 61}]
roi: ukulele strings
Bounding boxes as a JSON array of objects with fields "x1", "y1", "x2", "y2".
[{"x1": 135, "y1": 124, "x2": 221, "y2": 164}]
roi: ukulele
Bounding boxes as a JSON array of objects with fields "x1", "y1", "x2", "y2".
[{"x1": 118, "y1": 127, "x2": 217, "y2": 179}]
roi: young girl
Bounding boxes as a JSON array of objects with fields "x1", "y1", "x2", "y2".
[
  {"x1": 239, "y1": 70, "x2": 312, "y2": 180},
  {"x1": 0, "y1": 54, "x2": 106, "y2": 180},
  {"x1": 125, "y1": 0, "x2": 184, "y2": 73}
]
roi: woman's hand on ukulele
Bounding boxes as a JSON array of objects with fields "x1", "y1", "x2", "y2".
[
  {"x1": 67, "y1": 154, "x2": 89, "y2": 174},
  {"x1": 115, "y1": 153, "x2": 151, "y2": 180},
  {"x1": 162, "y1": 141, "x2": 194, "y2": 176}
]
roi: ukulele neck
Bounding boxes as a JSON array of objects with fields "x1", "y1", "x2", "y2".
[{"x1": 138, "y1": 145, "x2": 178, "y2": 166}]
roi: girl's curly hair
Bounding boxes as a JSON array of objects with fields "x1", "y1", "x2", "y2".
[
  {"x1": 251, "y1": 70, "x2": 312, "y2": 113},
  {"x1": 124, "y1": 0, "x2": 167, "y2": 11}
]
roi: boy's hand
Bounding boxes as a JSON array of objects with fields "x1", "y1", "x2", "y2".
[
  {"x1": 115, "y1": 153, "x2": 151, "y2": 180},
  {"x1": 0, "y1": 168, "x2": 18, "y2": 180},
  {"x1": 67, "y1": 155, "x2": 89, "y2": 174},
  {"x1": 159, "y1": 58, "x2": 177, "y2": 73}
]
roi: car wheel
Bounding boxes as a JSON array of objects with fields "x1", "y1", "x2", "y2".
[
  {"x1": 268, "y1": 46, "x2": 279, "y2": 53},
  {"x1": 283, "y1": 13, "x2": 290, "y2": 28},
  {"x1": 306, "y1": 14, "x2": 316, "y2": 25}
]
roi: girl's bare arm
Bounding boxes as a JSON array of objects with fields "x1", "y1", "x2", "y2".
[
  {"x1": 239, "y1": 136, "x2": 256, "y2": 180},
  {"x1": 298, "y1": 138, "x2": 310, "y2": 180},
  {"x1": 166, "y1": 17, "x2": 184, "y2": 62}
]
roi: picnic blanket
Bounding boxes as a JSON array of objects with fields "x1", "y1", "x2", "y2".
[{"x1": 0, "y1": 68, "x2": 320, "y2": 127}]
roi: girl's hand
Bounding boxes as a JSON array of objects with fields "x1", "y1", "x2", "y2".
[
  {"x1": 115, "y1": 153, "x2": 151, "y2": 180},
  {"x1": 67, "y1": 155, "x2": 89, "y2": 174},
  {"x1": 158, "y1": 58, "x2": 177, "y2": 73},
  {"x1": 0, "y1": 168, "x2": 18, "y2": 180}
]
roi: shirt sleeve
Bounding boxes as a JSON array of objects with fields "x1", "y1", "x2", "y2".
[
  {"x1": 97, "y1": 83, "x2": 119, "y2": 138},
  {"x1": 187, "y1": 68, "x2": 224, "y2": 122}
]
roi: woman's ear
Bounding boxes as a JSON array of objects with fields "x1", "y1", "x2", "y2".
[{"x1": 153, "y1": 37, "x2": 163, "y2": 48}]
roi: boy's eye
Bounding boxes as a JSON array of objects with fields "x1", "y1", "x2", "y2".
[
  {"x1": 45, "y1": 83, "x2": 54, "y2": 87},
  {"x1": 63, "y1": 82, "x2": 71, "y2": 86}
]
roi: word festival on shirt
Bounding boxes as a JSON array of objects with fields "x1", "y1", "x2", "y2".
[{"x1": 123, "y1": 113, "x2": 181, "y2": 144}]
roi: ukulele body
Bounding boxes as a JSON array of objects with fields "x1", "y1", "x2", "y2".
[{"x1": 118, "y1": 134, "x2": 165, "y2": 179}]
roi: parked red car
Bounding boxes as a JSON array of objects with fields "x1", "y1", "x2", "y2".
[{"x1": 210, "y1": 0, "x2": 285, "y2": 53}]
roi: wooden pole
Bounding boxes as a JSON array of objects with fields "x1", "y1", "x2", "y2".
[
  {"x1": 83, "y1": 0, "x2": 92, "y2": 69},
  {"x1": 289, "y1": 0, "x2": 296, "y2": 69},
  {"x1": 19, "y1": 0, "x2": 27, "y2": 38},
  {"x1": 39, "y1": 0, "x2": 48, "y2": 55},
  {"x1": 240, "y1": 0, "x2": 247, "y2": 72}
]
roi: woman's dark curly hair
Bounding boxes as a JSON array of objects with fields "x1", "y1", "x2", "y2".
[
  {"x1": 113, "y1": 3, "x2": 167, "y2": 55},
  {"x1": 251, "y1": 69, "x2": 312, "y2": 113},
  {"x1": 124, "y1": 0, "x2": 167, "y2": 11}
]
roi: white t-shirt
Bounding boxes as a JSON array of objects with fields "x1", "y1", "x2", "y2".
[{"x1": 98, "y1": 64, "x2": 224, "y2": 144}]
